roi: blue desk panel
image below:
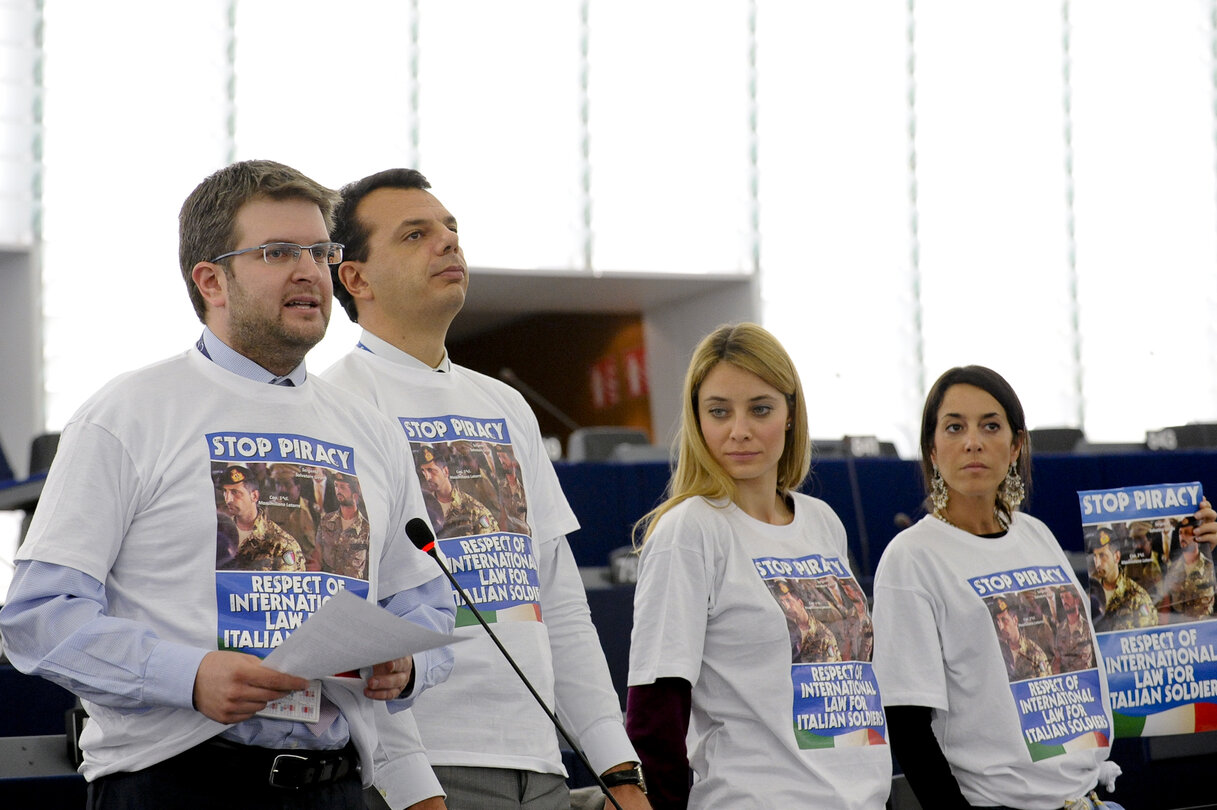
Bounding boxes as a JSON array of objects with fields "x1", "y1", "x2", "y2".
[{"x1": 556, "y1": 451, "x2": 1217, "y2": 580}]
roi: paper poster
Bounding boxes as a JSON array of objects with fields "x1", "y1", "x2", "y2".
[{"x1": 1079, "y1": 482, "x2": 1217, "y2": 736}]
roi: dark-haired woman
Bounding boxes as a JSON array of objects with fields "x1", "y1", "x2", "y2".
[{"x1": 870, "y1": 366, "x2": 1214, "y2": 809}]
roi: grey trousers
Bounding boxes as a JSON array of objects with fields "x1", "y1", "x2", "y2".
[{"x1": 432, "y1": 766, "x2": 569, "y2": 810}]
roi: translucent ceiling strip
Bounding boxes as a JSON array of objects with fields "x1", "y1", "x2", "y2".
[
  {"x1": 1210, "y1": 0, "x2": 1217, "y2": 410},
  {"x1": 223, "y1": 0, "x2": 235, "y2": 166},
  {"x1": 747, "y1": 0, "x2": 759, "y2": 278},
  {"x1": 32, "y1": 0, "x2": 43, "y2": 243},
  {"x1": 907, "y1": 0, "x2": 925, "y2": 398},
  {"x1": 407, "y1": 0, "x2": 419, "y2": 169},
  {"x1": 1061, "y1": 0, "x2": 1083, "y2": 428},
  {"x1": 0, "y1": 0, "x2": 38, "y2": 246},
  {"x1": 579, "y1": 0, "x2": 591, "y2": 272}
]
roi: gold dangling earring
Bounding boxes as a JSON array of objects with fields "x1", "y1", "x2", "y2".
[
  {"x1": 999, "y1": 464, "x2": 1025, "y2": 512},
  {"x1": 931, "y1": 464, "x2": 949, "y2": 515}
]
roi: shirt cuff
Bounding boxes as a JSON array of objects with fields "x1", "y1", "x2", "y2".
[
  {"x1": 143, "y1": 638, "x2": 210, "y2": 710},
  {"x1": 373, "y1": 750, "x2": 444, "y2": 809},
  {"x1": 576, "y1": 717, "x2": 640, "y2": 776}
]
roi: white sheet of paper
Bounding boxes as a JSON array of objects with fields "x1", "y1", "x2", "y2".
[{"x1": 261, "y1": 589, "x2": 459, "y2": 680}]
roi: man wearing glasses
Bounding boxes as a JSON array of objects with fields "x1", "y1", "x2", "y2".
[{"x1": 0, "y1": 160, "x2": 453, "y2": 810}]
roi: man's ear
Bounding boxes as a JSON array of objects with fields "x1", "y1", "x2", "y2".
[
  {"x1": 192, "y1": 261, "x2": 227, "y2": 310},
  {"x1": 337, "y1": 260, "x2": 371, "y2": 301}
]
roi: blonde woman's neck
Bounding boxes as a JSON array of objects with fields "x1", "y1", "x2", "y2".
[{"x1": 734, "y1": 479, "x2": 794, "y2": 526}]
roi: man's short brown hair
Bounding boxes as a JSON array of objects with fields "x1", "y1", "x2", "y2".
[{"x1": 179, "y1": 160, "x2": 338, "y2": 321}]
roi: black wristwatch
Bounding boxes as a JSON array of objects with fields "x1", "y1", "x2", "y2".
[{"x1": 601, "y1": 763, "x2": 646, "y2": 793}]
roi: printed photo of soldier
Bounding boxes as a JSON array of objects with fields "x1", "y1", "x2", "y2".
[
  {"x1": 213, "y1": 464, "x2": 305, "y2": 572},
  {"x1": 1159, "y1": 515, "x2": 1217, "y2": 622},
  {"x1": 264, "y1": 463, "x2": 321, "y2": 569},
  {"x1": 448, "y1": 441, "x2": 503, "y2": 515},
  {"x1": 799, "y1": 574, "x2": 874, "y2": 663},
  {"x1": 490, "y1": 443, "x2": 531, "y2": 536},
  {"x1": 1088, "y1": 524, "x2": 1158, "y2": 632},
  {"x1": 1122, "y1": 519, "x2": 1165, "y2": 602},
  {"x1": 1016, "y1": 588, "x2": 1057, "y2": 666},
  {"x1": 314, "y1": 471, "x2": 370, "y2": 579},
  {"x1": 1052, "y1": 585, "x2": 1095, "y2": 674},
  {"x1": 769, "y1": 578, "x2": 842, "y2": 664},
  {"x1": 413, "y1": 443, "x2": 499, "y2": 539},
  {"x1": 768, "y1": 574, "x2": 875, "y2": 665},
  {"x1": 989, "y1": 594, "x2": 1051, "y2": 682},
  {"x1": 837, "y1": 577, "x2": 875, "y2": 662}
]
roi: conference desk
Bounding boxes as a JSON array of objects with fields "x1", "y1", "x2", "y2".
[{"x1": 556, "y1": 449, "x2": 1217, "y2": 581}]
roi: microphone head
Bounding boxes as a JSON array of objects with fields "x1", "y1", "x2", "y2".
[{"x1": 405, "y1": 518, "x2": 437, "y2": 556}]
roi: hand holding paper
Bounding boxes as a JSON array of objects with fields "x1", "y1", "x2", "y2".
[
  {"x1": 365, "y1": 655, "x2": 414, "y2": 700},
  {"x1": 262, "y1": 589, "x2": 459, "y2": 684}
]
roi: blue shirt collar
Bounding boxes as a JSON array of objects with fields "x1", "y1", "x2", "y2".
[
  {"x1": 356, "y1": 329, "x2": 450, "y2": 373},
  {"x1": 197, "y1": 327, "x2": 308, "y2": 385}
]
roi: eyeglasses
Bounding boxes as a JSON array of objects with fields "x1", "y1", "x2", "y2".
[{"x1": 211, "y1": 242, "x2": 344, "y2": 266}]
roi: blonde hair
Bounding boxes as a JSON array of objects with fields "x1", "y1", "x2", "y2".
[{"x1": 634, "y1": 322, "x2": 811, "y2": 546}]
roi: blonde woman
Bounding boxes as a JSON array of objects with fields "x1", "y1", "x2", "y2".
[{"x1": 625, "y1": 323, "x2": 890, "y2": 809}]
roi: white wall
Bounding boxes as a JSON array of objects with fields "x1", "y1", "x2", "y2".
[{"x1": 643, "y1": 278, "x2": 758, "y2": 450}]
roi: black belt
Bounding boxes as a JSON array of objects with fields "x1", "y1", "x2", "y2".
[{"x1": 169, "y1": 737, "x2": 360, "y2": 790}]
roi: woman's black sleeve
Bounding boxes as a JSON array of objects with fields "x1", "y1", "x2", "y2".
[
  {"x1": 886, "y1": 704, "x2": 973, "y2": 810},
  {"x1": 625, "y1": 678, "x2": 692, "y2": 810}
]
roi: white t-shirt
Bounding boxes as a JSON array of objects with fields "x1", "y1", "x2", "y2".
[
  {"x1": 15, "y1": 349, "x2": 436, "y2": 782},
  {"x1": 323, "y1": 334, "x2": 636, "y2": 784},
  {"x1": 628, "y1": 493, "x2": 892, "y2": 810},
  {"x1": 872, "y1": 513, "x2": 1112, "y2": 809}
]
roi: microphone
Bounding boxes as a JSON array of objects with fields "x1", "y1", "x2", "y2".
[{"x1": 405, "y1": 519, "x2": 626, "y2": 810}]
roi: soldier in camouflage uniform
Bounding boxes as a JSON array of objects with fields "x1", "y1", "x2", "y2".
[
  {"x1": 1121, "y1": 520, "x2": 1164, "y2": 600},
  {"x1": 216, "y1": 465, "x2": 305, "y2": 572},
  {"x1": 1052, "y1": 586, "x2": 1094, "y2": 673},
  {"x1": 839, "y1": 578, "x2": 874, "y2": 662},
  {"x1": 1164, "y1": 516, "x2": 1216, "y2": 620},
  {"x1": 266, "y1": 463, "x2": 319, "y2": 569},
  {"x1": 1017, "y1": 589, "x2": 1057, "y2": 664},
  {"x1": 315, "y1": 473, "x2": 370, "y2": 579},
  {"x1": 992, "y1": 596, "x2": 1051, "y2": 681},
  {"x1": 493, "y1": 445, "x2": 531, "y2": 535},
  {"x1": 774, "y1": 579, "x2": 842, "y2": 663},
  {"x1": 451, "y1": 441, "x2": 506, "y2": 522},
  {"x1": 1089, "y1": 526, "x2": 1158, "y2": 632},
  {"x1": 796, "y1": 619, "x2": 843, "y2": 664},
  {"x1": 416, "y1": 446, "x2": 499, "y2": 539}
]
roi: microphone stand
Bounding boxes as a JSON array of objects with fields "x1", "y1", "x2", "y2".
[
  {"x1": 411, "y1": 523, "x2": 626, "y2": 810},
  {"x1": 498, "y1": 368, "x2": 582, "y2": 433}
]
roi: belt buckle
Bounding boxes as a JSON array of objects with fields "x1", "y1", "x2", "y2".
[{"x1": 269, "y1": 753, "x2": 312, "y2": 789}]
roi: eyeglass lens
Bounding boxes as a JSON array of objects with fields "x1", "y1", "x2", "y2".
[{"x1": 262, "y1": 243, "x2": 342, "y2": 264}]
